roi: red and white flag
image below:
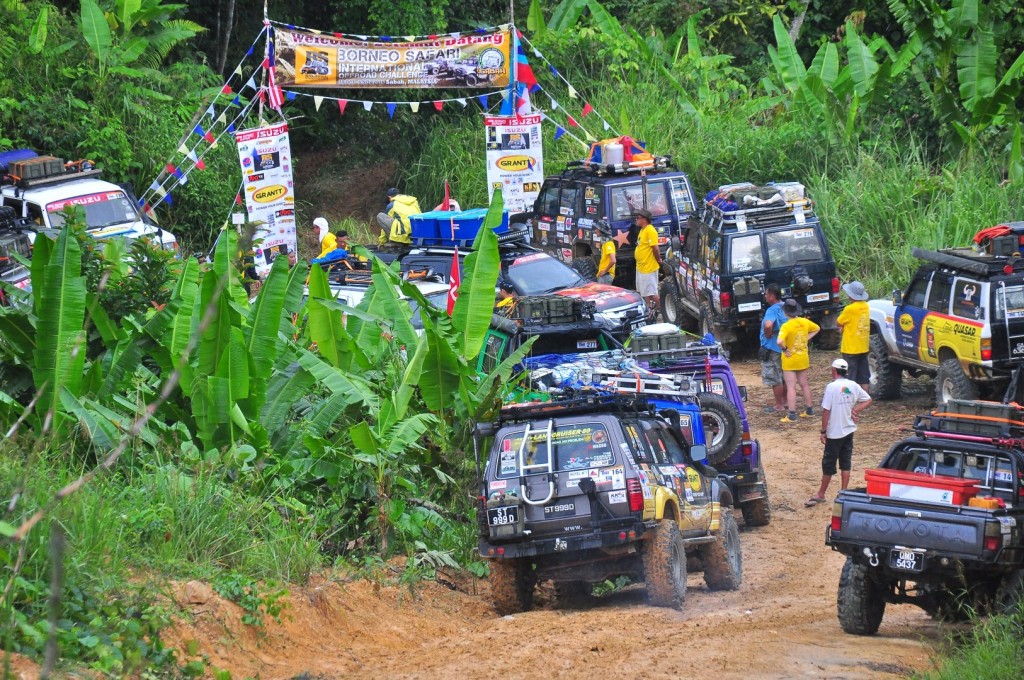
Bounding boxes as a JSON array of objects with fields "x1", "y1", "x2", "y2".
[
  {"x1": 441, "y1": 180, "x2": 451, "y2": 211},
  {"x1": 266, "y1": 44, "x2": 284, "y2": 111},
  {"x1": 446, "y1": 247, "x2": 460, "y2": 315}
]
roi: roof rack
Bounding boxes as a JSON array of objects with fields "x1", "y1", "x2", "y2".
[
  {"x1": 497, "y1": 393, "x2": 661, "y2": 424},
  {"x1": 699, "y1": 199, "x2": 814, "y2": 232},
  {"x1": 912, "y1": 247, "x2": 1024, "y2": 276},
  {"x1": 912, "y1": 401, "x2": 1024, "y2": 443},
  {"x1": 629, "y1": 340, "x2": 724, "y2": 363}
]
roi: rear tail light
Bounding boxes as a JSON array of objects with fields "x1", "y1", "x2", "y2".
[
  {"x1": 626, "y1": 478, "x2": 644, "y2": 512},
  {"x1": 831, "y1": 277, "x2": 840, "y2": 295},
  {"x1": 741, "y1": 441, "x2": 753, "y2": 456},
  {"x1": 984, "y1": 536, "x2": 1000, "y2": 551},
  {"x1": 981, "y1": 338, "x2": 992, "y2": 361},
  {"x1": 720, "y1": 292, "x2": 731, "y2": 309},
  {"x1": 830, "y1": 502, "x2": 842, "y2": 531}
]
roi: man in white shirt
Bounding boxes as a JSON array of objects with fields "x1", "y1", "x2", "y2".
[{"x1": 806, "y1": 358, "x2": 871, "y2": 507}]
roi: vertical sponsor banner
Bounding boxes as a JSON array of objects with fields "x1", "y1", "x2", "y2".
[
  {"x1": 235, "y1": 122, "x2": 296, "y2": 278},
  {"x1": 485, "y1": 114, "x2": 543, "y2": 213}
]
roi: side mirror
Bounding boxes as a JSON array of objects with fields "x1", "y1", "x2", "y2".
[
  {"x1": 474, "y1": 422, "x2": 497, "y2": 438},
  {"x1": 891, "y1": 289, "x2": 903, "y2": 305},
  {"x1": 738, "y1": 386, "x2": 748, "y2": 402},
  {"x1": 671, "y1": 235, "x2": 681, "y2": 251},
  {"x1": 690, "y1": 444, "x2": 708, "y2": 464}
]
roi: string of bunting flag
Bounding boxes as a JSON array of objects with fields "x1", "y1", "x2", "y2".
[
  {"x1": 279, "y1": 88, "x2": 513, "y2": 116},
  {"x1": 539, "y1": 112, "x2": 590, "y2": 150},
  {"x1": 265, "y1": 18, "x2": 511, "y2": 44}
]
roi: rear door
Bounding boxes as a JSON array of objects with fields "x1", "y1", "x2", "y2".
[
  {"x1": 993, "y1": 281, "x2": 1024, "y2": 364},
  {"x1": 763, "y1": 224, "x2": 834, "y2": 310},
  {"x1": 640, "y1": 419, "x2": 711, "y2": 535},
  {"x1": 893, "y1": 270, "x2": 932, "y2": 359}
]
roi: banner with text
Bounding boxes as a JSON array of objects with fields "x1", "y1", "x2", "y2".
[
  {"x1": 235, "y1": 122, "x2": 296, "y2": 278},
  {"x1": 274, "y1": 26, "x2": 512, "y2": 89},
  {"x1": 485, "y1": 114, "x2": 543, "y2": 213}
]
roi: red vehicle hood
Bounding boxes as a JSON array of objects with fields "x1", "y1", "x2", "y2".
[{"x1": 554, "y1": 284, "x2": 644, "y2": 311}]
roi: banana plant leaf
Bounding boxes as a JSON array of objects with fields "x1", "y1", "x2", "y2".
[{"x1": 454, "y1": 191, "x2": 502, "y2": 361}]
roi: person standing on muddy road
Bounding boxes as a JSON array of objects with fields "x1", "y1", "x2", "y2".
[
  {"x1": 633, "y1": 209, "x2": 662, "y2": 320},
  {"x1": 837, "y1": 280, "x2": 871, "y2": 393},
  {"x1": 759, "y1": 283, "x2": 788, "y2": 413},
  {"x1": 777, "y1": 298, "x2": 819, "y2": 424},
  {"x1": 806, "y1": 358, "x2": 871, "y2": 506}
]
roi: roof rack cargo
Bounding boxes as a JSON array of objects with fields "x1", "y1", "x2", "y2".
[
  {"x1": 912, "y1": 399, "x2": 1024, "y2": 440},
  {"x1": 912, "y1": 246, "x2": 1024, "y2": 276},
  {"x1": 497, "y1": 393, "x2": 663, "y2": 424},
  {"x1": 700, "y1": 181, "x2": 814, "y2": 232}
]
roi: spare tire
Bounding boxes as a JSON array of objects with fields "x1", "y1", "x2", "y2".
[
  {"x1": 697, "y1": 392, "x2": 743, "y2": 465},
  {"x1": 571, "y1": 257, "x2": 598, "y2": 281}
]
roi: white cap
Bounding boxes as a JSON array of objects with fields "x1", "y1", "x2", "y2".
[
  {"x1": 832, "y1": 358, "x2": 848, "y2": 371},
  {"x1": 313, "y1": 217, "x2": 329, "y2": 231}
]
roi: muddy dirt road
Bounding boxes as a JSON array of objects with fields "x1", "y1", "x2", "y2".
[{"x1": 164, "y1": 352, "x2": 946, "y2": 679}]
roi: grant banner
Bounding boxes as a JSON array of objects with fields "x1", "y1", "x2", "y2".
[
  {"x1": 274, "y1": 26, "x2": 512, "y2": 89},
  {"x1": 485, "y1": 114, "x2": 543, "y2": 213},
  {"x1": 235, "y1": 122, "x2": 297, "y2": 278}
]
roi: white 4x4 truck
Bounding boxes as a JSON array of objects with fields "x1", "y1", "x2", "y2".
[{"x1": 0, "y1": 149, "x2": 177, "y2": 250}]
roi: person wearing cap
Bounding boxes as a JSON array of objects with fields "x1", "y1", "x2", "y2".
[
  {"x1": 776, "y1": 298, "x2": 820, "y2": 423},
  {"x1": 633, "y1": 208, "x2": 662, "y2": 319},
  {"x1": 805, "y1": 358, "x2": 872, "y2": 506},
  {"x1": 837, "y1": 280, "x2": 872, "y2": 393},
  {"x1": 595, "y1": 221, "x2": 617, "y2": 285},
  {"x1": 495, "y1": 279, "x2": 518, "y2": 316},
  {"x1": 312, "y1": 217, "x2": 338, "y2": 259},
  {"x1": 376, "y1": 187, "x2": 420, "y2": 247},
  {"x1": 759, "y1": 283, "x2": 788, "y2": 413}
]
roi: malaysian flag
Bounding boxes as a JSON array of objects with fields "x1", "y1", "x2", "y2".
[{"x1": 266, "y1": 34, "x2": 284, "y2": 111}]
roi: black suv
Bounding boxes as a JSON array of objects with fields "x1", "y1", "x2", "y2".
[
  {"x1": 510, "y1": 159, "x2": 698, "y2": 287},
  {"x1": 475, "y1": 395, "x2": 742, "y2": 614},
  {"x1": 660, "y1": 183, "x2": 842, "y2": 348}
]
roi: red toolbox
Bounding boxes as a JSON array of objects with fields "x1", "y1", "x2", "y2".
[{"x1": 865, "y1": 468, "x2": 980, "y2": 505}]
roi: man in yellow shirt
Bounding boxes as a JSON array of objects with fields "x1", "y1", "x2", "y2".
[
  {"x1": 376, "y1": 187, "x2": 420, "y2": 247},
  {"x1": 837, "y1": 280, "x2": 871, "y2": 393},
  {"x1": 595, "y1": 221, "x2": 617, "y2": 284},
  {"x1": 633, "y1": 209, "x2": 662, "y2": 319},
  {"x1": 777, "y1": 299, "x2": 820, "y2": 424}
]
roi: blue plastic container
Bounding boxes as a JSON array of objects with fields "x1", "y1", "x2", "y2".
[
  {"x1": 410, "y1": 208, "x2": 509, "y2": 246},
  {"x1": 0, "y1": 149, "x2": 38, "y2": 173}
]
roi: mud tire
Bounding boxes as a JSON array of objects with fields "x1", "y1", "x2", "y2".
[
  {"x1": 741, "y1": 478, "x2": 772, "y2": 527},
  {"x1": 701, "y1": 508, "x2": 743, "y2": 590},
  {"x1": 697, "y1": 392, "x2": 743, "y2": 465},
  {"x1": 815, "y1": 329, "x2": 840, "y2": 350},
  {"x1": 489, "y1": 558, "x2": 535, "y2": 615},
  {"x1": 936, "y1": 357, "x2": 978, "y2": 405},
  {"x1": 868, "y1": 333, "x2": 903, "y2": 400},
  {"x1": 995, "y1": 569, "x2": 1024, "y2": 615},
  {"x1": 571, "y1": 257, "x2": 598, "y2": 281},
  {"x1": 837, "y1": 558, "x2": 887, "y2": 635},
  {"x1": 659, "y1": 282, "x2": 683, "y2": 326},
  {"x1": 642, "y1": 520, "x2": 687, "y2": 609},
  {"x1": 699, "y1": 300, "x2": 716, "y2": 338},
  {"x1": 924, "y1": 587, "x2": 975, "y2": 622}
]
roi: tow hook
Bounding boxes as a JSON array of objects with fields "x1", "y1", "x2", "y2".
[{"x1": 862, "y1": 547, "x2": 879, "y2": 567}]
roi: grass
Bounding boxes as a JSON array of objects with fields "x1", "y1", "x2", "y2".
[{"x1": 921, "y1": 609, "x2": 1024, "y2": 679}]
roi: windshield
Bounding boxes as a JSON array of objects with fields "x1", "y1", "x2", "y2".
[
  {"x1": 47, "y1": 191, "x2": 140, "y2": 231},
  {"x1": 765, "y1": 227, "x2": 825, "y2": 268},
  {"x1": 496, "y1": 421, "x2": 614, "y2": 477},
  {"x1": 409, "y1": 291, "x2": 449, "y2": 329},
  {"x1": 508, "y1": 253, "x2": 584, "y2": 295}
]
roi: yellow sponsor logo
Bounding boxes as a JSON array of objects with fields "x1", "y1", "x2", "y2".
[
  {"x1": 685, "y1": 467, "x2": 702, "y2": 492},
  {"x1": 899, "y1": 313, "x2": 915, "y2": 332},
  {"x1": 496, "y1": 155, "x2": 533, "y2": 172},
  {"x1": 253, "y1": 185, "x2": 287, "y2": 203}
]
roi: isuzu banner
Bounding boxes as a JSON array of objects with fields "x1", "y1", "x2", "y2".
[
  {"x1": 485, "y1": 114, "x2": 543, "y2": 213},
  {"x1": 235, "y1": 122, "x2": 297, "y2": 278},
  {"x1": 274, "y1": 26, "x2": 512, "y2": 89}
]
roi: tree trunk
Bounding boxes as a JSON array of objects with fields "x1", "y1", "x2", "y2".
[
  {"x1": 788, "y1": 0, "x2": 811, "y2": 44},
  {"x1": 217, "y1": 0, "x2": 237, "y2": 77}
]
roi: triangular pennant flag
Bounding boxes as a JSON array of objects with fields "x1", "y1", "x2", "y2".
[
  {"x1": 173, "y1": 164, "x2": 185, "y2": 179},
  {"x1": 362, "y1": 100, "x2": 372, "y2": 112},
  {"x1": 204, "y1": 131, "x2": 215, "y2": 143},
  {"x1": 226, "y1": 123, "x2": 235, "y2": 133},
  {"x1": 217, "y1": 112, "x2": 227, "y2": 125},
  {"x1": 310, "y1": 29, "x2": 322, "y2": 34},
  {"x1": 499, "y1": 89, "x2": 509, "y2": 100},
  {"x1": 177, "y1": 143, "x2": 188, "y2": 155},
  {"x1": 149, "y1": 181, "x2": 161, "y2": 193},
  {"x1": 193, "y1": 124, "x2": 206, "y2": 138},
  {"x1": 404, "y1": 35, "x2": 416, "y2": 41},
  {"x1": 549, "y1": 97, "x2": 558, "y2": 111},
  {"x1": 567, "y1": 116, "x2": 578, "y2": 127},
  {"x1": 477, "y1": 94, "x2": 488, "y2": 108},
  {"x1": 187, "y1": 150, "x2": 198, "y2": 163},
  {"x1": 178, "y1": 173, "x2": 188, "y2": 185},
  {"x1": 603, "y1": 120, "x2": 611, "y2": 131},
  {"x1": 456, "y1": 98, "x2": 467, "y2": 107},
  {"x1": 245, "y1": 77, "x2": 256, "y2": 91},
  {"x1": 235, "y1": 193, "x2": 242, "y2": 205},
  {"x1": 433, "y1": 100, "x2": 443, "y2": 112},
  {"x1": 549, "y1": 65, "x2": 559, "y2": 77},
  {"x1": 567, "y1": 85, "x2": 578, "y2": 99},
  {"x1": 338, "y1": 99, "x2": 348, "y2": 115},
  {"x1": 260, "y1": 57, "x2": 270, "y2": 69},
  {"x1": 165, "y1": 163, "x2": 176, "y2": 174},
  {"x1": 451, "y1": 32, "x2": 461, "y2": 39},
  {"x1": 386, "y1": 102, "x2": 396, "y2": 118},
  {"x1": 196, "y1": 159, "x2": 206, "y2": 171},
  {"x1": 221, "y1": 84, "x2": 233, "y2": 95},
  {"x1": 210, "y1": 139, "x2": 218, "y2": 149},
  {"x1": 233, "y1": 65, "x2": 242, "y2": 76},
  {"x1": 231, "y1": 95, "x2": 241, "y2": 107},
  {"x1": 285, "y1": 91, "x2": 296, "y2": 101},
  {"x1": 154, "y1": 184, "x2": 167, "y2": 198},
  {"x1": 554, "y1": 126, "x2": 566, "y2": 140},
  {"x1": 205, "y1": 105, "x2": 215, "y2": 119},
  {"x1": 314, "y1": 95, "x2": 323, "y2": 111},
  {"x1": 533, "y1": 48, "x2": 542, "y2": 58},
  {"x1": 409, "y1": 101, "x2": 420, "y2": 113},
  {"x1": 142, "y1": 203, "x2": 155, "y2": 219},
  {"x1": 162, "y1": 192, "x2": 172, "y2": 205},
  {"x1": 582, "y1": 102, "x2": 594, "y2": 117}
]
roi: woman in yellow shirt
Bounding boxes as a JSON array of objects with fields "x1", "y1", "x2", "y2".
[
  {"x1": 776, "y1": 299, "x2": 820, "y2": 424},
  {"x1": 595, "y1": 221, "x2": 617, "y2": 284}
]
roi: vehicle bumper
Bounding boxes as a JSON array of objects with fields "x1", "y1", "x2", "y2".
[
  {"x1": 719, "y1": 469, "x2": 766, "y2": 505},
  {"x1": 479, "y1": 521, "x2": 645, "y2": 559},
  {"x1": 826, "y1": 529, "x2": 1021, "y2": 576}
]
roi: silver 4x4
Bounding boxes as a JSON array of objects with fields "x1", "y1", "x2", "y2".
[{"x1": 474, "y1": 395, "x2": 742, "y2": 614}]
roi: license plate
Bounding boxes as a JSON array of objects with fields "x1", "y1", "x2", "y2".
[
  {"x1": 737, "y1": 301, "x2": 762, "y2": 313},
  {"x1": 631, "y1": 318, "x2": 647, "y2": 330},
  {"x1": 488, "y1": 506, "x2": 520, "y2": 526},
  {"x1": 543, "y1": 501, "x2": 576, "y2": 518},
  {"x1": 577, "y1": 339, "x2": 598, "y2": 349},
  {"x1": 890, "y1": 549, "x2": 924, "y2": 572},
  {"x1": 806, "y1": 292, "x2": 830, "y2": 303}
]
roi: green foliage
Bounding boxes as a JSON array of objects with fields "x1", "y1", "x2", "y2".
[
  {"x1": 211, "y1": 571, "x2": 287, "y2": 627},
  {"x1": 922, "y1": 609, "x2": 1024, "y2": 679}
]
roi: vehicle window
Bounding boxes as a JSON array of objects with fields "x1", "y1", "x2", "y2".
[
  {"x1": 639, "y1": 421, "x2": 669, "y2": 465},
  {"x1": 46, "y1": 191, "x2": 139, "y2": 231},
  {"x1": 537, "y1": 182, "x2": 560, "y2": 216},
  {"x1": 729, "y1": 234, "x2": 764, "y2": 273},
  {"x1": 952, "y1": 278, "x2": 984, "y2": 319},
  {"x1": 765, "y1": 227, "x2": 825, "y2": 268},
  {"x1": 559, "y1": 185, "x2": 579, "y2": 217},
  {"x1": 994, "y1": 284, "x2": 1024, "y2": 322},
  {"x1": 609, "y1": 183, "x2": 669, "y2": 220},
  {"x1": 480, "y1": 332, "x2": 507, "y2": 373},
  {"x1": 401, "y1": 256, "x2": 453, "y2": 279},
  {"x1": 685, "y1": 223, "x2": 704, "y2": 260},
  {"x1": 25, "y1": 202, "x2": 44, "y2": 224},
  {"x1": 409, "y1": 291, "x2": 448, "y2": 330},
  {"x1": 495, "y1": 421, "x2": 614, "y2": 477},
  {"x1": 669, "y1": 178, "x2": 696, "y2": 215},
  {"x1": 620, "y1": 420, "x2": 653, "y2": 464},
  {"x1": 927, "y1": 275, "x2": 952, "y2": 313},
  {"x1": 658, "y1": 426, "x2": 690, "y2": 463},
  {"x1": 893, "y1": 447, "x2": 1017, "y2": 501},
  {"x1": 507, "y1": 253, "x2": 583, "y2": 295},
  {"x1": 904, "y1": 274, "x2": 930, "y2": 308}
]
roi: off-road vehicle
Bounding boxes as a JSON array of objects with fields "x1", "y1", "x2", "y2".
[
  {"x1": 868, "y1": 242, "x2": 1024, "y2": 405},
  {"x1": 0, "y1": 205, "x2": 31, "y2": 306},
  {"x1": 826, "y1": 399, "x2": 1024, "y2": 634},
  {"x1": 509, "y1": 136, "x2": 698, "y2": 288},
  {"x1": 475, "y1": 393, "x2": 742, "y2": 614},
  {"x1": 660, "y1": 182, "x2": 841, "y2": 349}
]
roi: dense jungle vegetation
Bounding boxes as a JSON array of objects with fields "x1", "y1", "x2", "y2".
[{"x1": 1, "y1": 0, "x2": 1023, "y2": 674}]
